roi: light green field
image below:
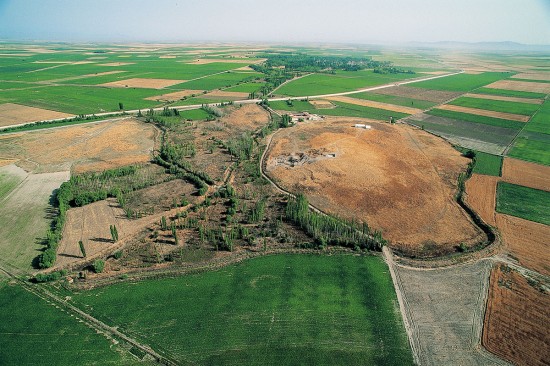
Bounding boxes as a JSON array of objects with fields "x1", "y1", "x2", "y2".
[
  {"x1": 73, "y1": 254, "x2": 414, "y2": 365},
  {"x1": 0, "y1": 284, "x2": 134, "y2": 366},
  {"x1": 449, "y1": 97, "x2": 540, "y2": 116},
  {"x1": 476, "y1": 87, "x2": 547, "y2": 99},
  {"x1": 412, "y1": 72, "x2": 511, "y2": 92},
  {"x1": 270, "y1": 100, "x2": 409, "y2": 120},
  {"x1": 225, "y1": 82, "x2": 263, "y2": 93},
  {"x1": 523, "y1": 99, "x2": 550, "y2": 135},
  {"x1": 347, "y1": 92, "x2": 437, "y2": 110},
  {"x1": 472, "y1": 151, "x2": 502, "y2": 176},
  {"x1": 496, "y1": 182, "x2": 550, "y2": 225},
  {"x1": 176, "y1": 71, "x2": 262, "y2": 90},
  {"x1": 276, "y1": 71, "x2": 418, "y2": 97},
  {"x1": 507, "y1": 133, "x2": 550, "y2": 166}
]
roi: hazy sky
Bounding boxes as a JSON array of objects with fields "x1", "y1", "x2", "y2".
[{"x1": 0, "y1": 0, "x2": 549, "y2": 44}]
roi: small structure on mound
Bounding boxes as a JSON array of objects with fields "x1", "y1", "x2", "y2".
[
  {"x1": 354, "y1": 124, "x2": 371, "y2": 129},
  {"x1": 289, "y1": 112, "x2": 321, "y2": 122}
]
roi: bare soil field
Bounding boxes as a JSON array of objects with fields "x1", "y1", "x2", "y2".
[
  {"x1": 465, "y1": 173, "x2": 498, "y2": 226},
  {"x1": 371, "y1": 85, "x2": 461, "y2": 103},
  {"x1": 436, "y1": 104, "x2": 530, "y2": 122},
  {"x1": 391, "y1": 258, "x2": 507, "y2": 365},
  {"x1": 309, "y1": 100, "x2": 335, "y2": 109},
  {"x1": 464, "y1": 93, "x2": 543, "y2": 105},
  {"x1": 100, "y1": 78, "x2": 185, "y2": 89},
  {"x1": 326, "y1": 95, "x2": 423, "y2": 114},
  {"x1": 266, "y1": 118, "x2": 484, "y2": 255},
  {"x1": 495, "y1": 214, "x2": 550, "y2": 276},
  {"x1": 0, "y1": 166, "x2": 69, "y2": 271},
  {"x1": 0, "y1": 118, "x2": 157, "y2": 173},
  {"x1": 203, "y1": 90, "x2": 249, "y2": 100},
  {"x1": 511, "y1": 72, "x2": 550, "y2": 81},
  {"x1": 502, "y1": 157, "x2": 550, "y2": 191},
  {"x1": 483, "y1": 263, "x2": 550, "y2": 366},
  {"x1": 185, "y1": 58, "x2": 264, "y2": 65},
  {"x1": 0, "y1": 103, "x2": 72, "y2": 127},
  {"x1": 144, "y1": 89, "x2": 204, "y2": 101},
  {"x1": 485, "y1": 80, "x2": 550, "y2": 94},
  {"x1": 98, "y1": 62, "x2": 135, "y2": 67},
  {"x1": 220, "y1": 103, "x2": 270, "y2": 131}
]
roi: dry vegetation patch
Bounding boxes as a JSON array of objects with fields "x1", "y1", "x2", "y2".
[
  {"x1": 502, "y1": 157, "x2": 550, "y2": 192},
  {"x1": 327, "y1": 95, "x2": 423, "y2": 114},
  {"x1": 371, "y1": 86, "x2": 461, "y2": 103},
  {"x1": 0, "y1": 118, "x2": 157, "y2": 173},
  {"x1": 100, "y1": 78, "x2": 185, "y2": 89},
  {"x1": 483, "y1": 263, "x2": 550, "y2": 366},
  {"x1": 436, "y1": 104, "x2": 530, "y2": 122},
  {"x1": 203, "y1": 90, "x2": 249, "y2": 100},
  {"x1": 308, "y1": 100, "x2": 335, "y2": 109},
  {"x1": 464, "y1": 93, "x2": 543, "y2": 105},
  {"x1": 485, "y1": 80, "x2": 550, "y2": 94},
  {"x1": 0, "y1": 103, "x2": 72, "y2": 127},
  {"x1": 495, "y1": 214, "x2": 550, "y2": 276},
  {"x1": 465, "y1": 173, "x2": 498, "y2": 226},
  {"x1": 511, "y1": 72, "x2": 550, "y2": 81},
  {"x1": 266, "y1": 118, "x2": 484, "y2": 255},
  {"x1": 97, "y1": 62, "x2": 135, "y2": 67},
  {"x1": 144, "y1": 89, "x2": 204, "y2": 101}
]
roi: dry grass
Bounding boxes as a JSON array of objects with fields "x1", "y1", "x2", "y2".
[
  {"x1": 144, "y1": 89, "x2": 205, "y2": 101},
  {"x1": 98, "y1": 62, "x2": 135, "y2": 67},
  {"x1": 436, "y1": 104, "x2": 530, "y2": 122},
  {"x1": 308, "y1": 100, "x2": 335, "y2": 109},
  {"x1": 0, "y1": 103, "x2": 72, "y2": 127},
  {"x1": 483, "y1": 263, "x2": 550, "y2": 366},
  {"x1": 185, "y1": 58, "x2": 264, "y2": 65},
  {"x1": 0, "y1": 118, "x2": 157, "y2": 174},
  {"x1": 371, "y1": 86, "x2": 461, "y2": 103},
  {"x1": 511, "y1": 72, "x2": 550, "y2": 82},
  {"x1": 465, "y1": 173, "x2": 498, "y2": 226},
  {"x1": 203, "y1": 90, "x2": 249, "y2": 100},
  {"x1": 485, "y1": 80, "x2": 550, "y2": 94},
  {"x1": 100, "y1": 78, "x2": 185, "y2": 89},
  {"x1": 266, "y1": 118, "x2": 484, "y2": 255},
  {"x1": 327, "y1": 95, "x2": 423, "y2": 114}
]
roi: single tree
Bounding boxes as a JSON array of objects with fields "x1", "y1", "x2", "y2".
[{"x1": 78, "y1": 240, "x2": 86, "y2": 258}]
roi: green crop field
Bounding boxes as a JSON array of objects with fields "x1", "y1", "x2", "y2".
[
  {"x1": 412, "y1": 72, "x2": 511, "y2": 92},
  {"x1": 427, "y1": 109, "x2": 524, "y2": 130},
  {"x1": 0, "y1": 168, "x2": 24, "y2": 199},
  {"x1": 472, "y1": 151, "x2": 502, "y2": 176},
  {"x1": 225, "y1": 82, "x2": 264, "y2": 93},
  {"x1": 448, "y1": 97, "x2": 540, "y2": 116},
  {"x1": 0, "y1": 284, "x2": 132, "y2": 365},
  {"x1": 73, "y1": 254, "x2": 414, "y2": 365},
  {"x1": 507, "y1": 131, "x2": 550, "y2": 166},
  {"x1": 270, "y1": 100, "x2": 409, "y2": 121},
  {"x1": 347, "y1": 92, "x2": 437, "y2": 110},
  {"x1": 496, "y1": 182, "x2": 550, "y2": 225},
  {"x1": 176, "y1": 71, "x2": 262, "y2": 90},
  {"x1": 523, "y1": 99, "x2": 550, "y2": 135},
  {"x1": 475, "y1": 87, "x2": 547, "y2": 99},
  {"x1": 276, "y1": 71, "x2": 417, "y2": 97}
]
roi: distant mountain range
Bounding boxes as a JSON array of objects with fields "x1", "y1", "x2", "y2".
[{"x1": 405, "y1": 41, "x2": 550, "y2": 52}]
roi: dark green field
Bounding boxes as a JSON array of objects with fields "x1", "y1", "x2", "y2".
[
  {"x1": 449, "y1": 97, "x2": 540, "y2": 116},
  {"x1": 427, "y1": 109, "x2": 524, "y2": 130},
  {"x1": 507, "y1": 132, "x2": 550, "y2": 166},
  {"x1": 0, "y1": 283, "x2": 133, "y2": 366},
  {"x1": 496, "y1": 182, "x2": 550, "y2": 225},
  {"x1": 475, "y1": 87, "x2": 547, "y2": 99},
  {"x1": 412, "y1": 72, "x2": 511, "y2": 92},
  {"x1": 73, "y1": 254, "x2": 414, "y2": 365},
  {"x1": 523, "y1": 99, "x2": 550, "y2": 135},
  {"x1": 473, "y1": 151, "x2": 503, "y2": 176}
]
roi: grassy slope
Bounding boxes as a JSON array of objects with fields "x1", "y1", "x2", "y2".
[
  {"x1": 412, "y1": 72, "x2": 511, "y2": 92},
  {"x1": 449, "y1": 97, "x2": 540, "y2": 116},
  {"x1": 472, "y1": 151, "x2": 502, "y2": 176},
  {"x1": 74, "y1": 254, "x2": 414, "y2": 365},
  {"x1": 496, "y1": 182, "x2": 550, "y2": 225},
  {"x1": 0, "y1": 285, "x2": 132, "y2": 366},
  {"x1": 0, "y1": 169, "x2": 24, "y2": 199},
  {"x1": 427, "y1": 109, "x2": 524, "y2": 130}
]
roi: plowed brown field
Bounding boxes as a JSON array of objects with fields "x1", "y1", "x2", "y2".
[
  {"x1": 266, "y1": 118, "x2": 484, "y2": 255},
  {"x1": 0, "y1": 118, "x2": 157, "y2": 173},
  {"x1": 502, "y1": 157, "x2": 550, "y2": 191},
  {"x1": 495, "y1": 214, "x2": 550, "y2": 276},
  {"x1": 0, "y1": 103, "x2": 72, "y2": 127},
  {"x1": 100, "y1": 78, "x2": 185, "y2": 89},
  {"x1": 483, "y1": 263, "x2": 550, "y2": 366},
  {"x1": 511, "y1": 72, "x2": 550, "y2": 81},
  {"x1": 465, "y1": 173, "x2": 498, "y2": 226},
  {"x1": 485, "y1": 80, "x2": 550, "y2": 94},
  {"x1": 371, "y1": 86, "x2": 461, "y2": 103},
  {"x1": 326, "y1": 95, "x2": 422, "y2": 114}
]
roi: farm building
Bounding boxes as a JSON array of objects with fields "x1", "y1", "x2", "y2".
[
  {"x1": 289, "y1": 112, "x2": 322, "y2": 122},
  {"x1": 354, "y1": 124, "x2": 372, "y2": 129}
]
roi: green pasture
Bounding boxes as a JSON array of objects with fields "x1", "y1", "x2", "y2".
[
  {"x1": 427, "y1": 109, "x2": 524, "y2": 130},
  {"x1": 496, "y1": 182, "x2": 550, "y2": 225},
  {"x1": 176, "y1": 71, "x2": 262, "y2": 90},
  {"x1": 523, "y1": 99, "x2": 550, "y2": 135},
  {"x1": 73, "y1": 254, "x2": 413, "y2": 365},
  {"x1": 507, "y1": 132, "x2": 550, "y2": 166},
  {"x1": 449, "y1": 97, "x2": 540, "y2": 116},
  {"x1": 472, "y1": 151, "x2": 502, "y2": 176},
  {"x1": 412, "y1": 72, "x2": 511, "y2": 92},
  {"x1": 0, "y1": 284, "x2": 133, "y2": 365},
  {"x1": 225, "y1": 82, "x2": 264, "y2": 93}
]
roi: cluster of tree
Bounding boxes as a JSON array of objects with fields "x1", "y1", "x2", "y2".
[
  {"x1": 247, "y1": 197, "x2": 266, "y2": 223},
  {"x1": 32, "y1": 269, "x2": 67, "y2": 283},
  {"x1": 373, "y1": 66, "x2": 415, "y2": 75},
  {"x1": 285, "y1": 194, "x2": 386, "y2": 251},
  {"x1": 227, "y1": 133, "x2": 254, "y2": 161},
  {"x1": 201, "y1": 104, "x2": 223, "y2": 118},
  {"x1": 109, "y1": 224, "x2": 119, "y2": 242},
  {"x1": 259, "y1": 52, "x2": 389, "y2": 72}
]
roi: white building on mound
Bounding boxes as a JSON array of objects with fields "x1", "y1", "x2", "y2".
[{"x1": 354, "y1": 124, "x2": 371, "y2": 129}]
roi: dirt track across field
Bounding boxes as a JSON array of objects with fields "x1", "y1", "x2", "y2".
[
  {"x1": 464, "y1": 93, "x2": 544, "y2": 105},
  {"x1": 326, "y1": 95, "x2": 423, "y2": 114},
  {"x1": 502, "y1": 157, "x2": 550, "y2": 191},
  {"x1": 0, "y1": 103, "x2": 72, "y2": 127},
  {"x1": 265, "y1": 117, "x2": 484, "y2": 255},
  {"x1": 436, "y1": 104, "x2": 530, "y2": 122},
  {"x1": 483, "y1": 263, "x2": 550, "y2": 366}
]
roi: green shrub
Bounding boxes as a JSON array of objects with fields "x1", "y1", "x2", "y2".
[{"x1": 93, "y1": 259, "x2": 105, "y2": 273}]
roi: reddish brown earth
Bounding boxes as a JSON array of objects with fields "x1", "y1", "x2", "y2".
[
  {"x1": 483, "y1": 263, "x2": 550, "y2": 366},
  {"x1": 464, "y1": 173, "x2": 498, "y2": 226},
  {"x1": 266, "y1": 117, "x2": 484, "y2": 256},
  {"x1": 502, "y1": 157, "x2": 550, "y2": 192}
]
